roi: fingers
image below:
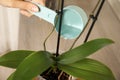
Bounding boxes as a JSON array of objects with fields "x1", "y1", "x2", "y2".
[
  {"x1": 0, "y1": 1, "x2": 40, "y2": 17},
  {"x1": 32, "y1": 0, "x2": 46, "y2": 6},
  {"x1": 0, "y1": 1, "x2": 39, "y2": 12},
  {"x1": 0, "y1": 0, "x2": 46, "y2": 17},
  {"x1": 16, "y1": 1, "x2": 39, "y2": 12}
]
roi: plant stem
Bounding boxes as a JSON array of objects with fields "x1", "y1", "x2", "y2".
[
  {"x1": 56, "y1": 0, "x2": 64, "y2": 57},
  {"x1": 58, "y1": 71, "x2": 63, "y2": 80},
  {"x1": 43, "y1": 27, "x2": 55, "y2": 51},
  {"x1": 69, "y1": 0, "x2": 105, "y2": 50},
  {"x1": 43, "y1": 0, "x2": 60, "y2": 51},
  {"x1": 43, "y1": 16, "x2": 59, "y2": 51},
  {"x1": 84, "y1": 0, "x2": 105, "y2": 43}
]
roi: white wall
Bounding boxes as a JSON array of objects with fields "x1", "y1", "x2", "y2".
[
  {"x1": 107, "y1": 0, "x2": 120, "y2": 20},
  {"x1": 0, "y1": 6, "x2": 20, "y2": 54},
  {"x1": 0, "y1": 6, "x2": 20, "y2": 80}
]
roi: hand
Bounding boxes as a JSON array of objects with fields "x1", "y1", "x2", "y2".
[{"x1": 0, "y1": 0, "x2": 46, "y2": 17}]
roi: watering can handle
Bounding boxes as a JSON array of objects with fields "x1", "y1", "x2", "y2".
[{"x1": 30, "y1": 2, "x2": 57, "y2": 25}]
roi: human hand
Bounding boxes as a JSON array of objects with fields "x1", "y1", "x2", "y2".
[{"x1": 0, "y1": 0, "x2": 46, "y2": 17}]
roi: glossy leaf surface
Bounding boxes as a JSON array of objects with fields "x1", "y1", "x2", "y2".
[
  {"x1": 57, "y1": 38, "x2": 114, "y2": 64},
  {"x1": 0, "y1": 50, "x2": 34, "y2": 68},
  {"x1": 11, "y1": 51, "x2": 53, "y2": 80},
  {"x1": 58, "y1": 58, "x2": 116, "y2": 80},
  {"x1": 7, "y1": 72, "x2": 14, "y2": 80}
]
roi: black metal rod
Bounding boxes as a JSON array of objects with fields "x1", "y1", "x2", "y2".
[
  {"x1": 84, "y1": 0, "x2": 105, "y2": 43},
  {"x1": 56, "y1": 0, "x2": 64, "y2": 57}
]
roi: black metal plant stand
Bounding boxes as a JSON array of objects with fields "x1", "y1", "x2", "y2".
[
  {"x1": 55, "y1": 0, "x2": 105, "y2": 56},
  {"x1": 56, "y1": 0, "x2": 65, "y2": 57},
  {"x1": 84, "y1": 0, "x2": 105, "y2": 43},
  {"x1": 42, "y1": 0, "x2": 106, "y2": 80}
]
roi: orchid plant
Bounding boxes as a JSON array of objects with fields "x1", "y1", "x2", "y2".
[{"x1": 0, "y1": 38, "x2": 116, "y2": 80}]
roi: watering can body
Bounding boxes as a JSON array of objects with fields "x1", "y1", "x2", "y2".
[{"x1": 31, "y1": 3, "x2": 88, "y2": 39}]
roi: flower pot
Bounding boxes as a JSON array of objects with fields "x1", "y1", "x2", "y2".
[
  {"x1": 33, "y1": 68, "x2": 73, "y2": 80},
  {"x1": 34, "y1": 75, "x2": 80, "y2": 80}
]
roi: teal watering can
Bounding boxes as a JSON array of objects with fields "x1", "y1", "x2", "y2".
[{"x1": 31, "y1": 2, "x2": 88, "y2": 39}]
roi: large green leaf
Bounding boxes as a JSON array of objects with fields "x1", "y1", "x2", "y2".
[
  {"x1": 58, "y1": 58, "x2": 116, "y2": 80},
  {"x1": 7, "y1": 72, "x2": 15, "y2": 80},
  {"x1": 10, "y1": 51, "x2": 54, "y2": 80},
  {"x1": 0, "y1": 50, "x2": 34, "y2": 68},
  {"x1": 57, "y1": 38, "x2": 114, "y2": 64}
]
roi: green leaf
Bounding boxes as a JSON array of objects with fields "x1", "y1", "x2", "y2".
[
  {"x1": 0, "y1": 50, "x2": 34, "y2": 68},
  {"x1": 57, "y1": 38, "x2": 114, "y2": 64},
  {"x1": 11, "y1": 51, "x2": 54, "y2": 80},
  {"x1": 7, "y1": 72, "x2": 15, "y2": 80},
  {"x1": 58, "y1": 58, "x2": 116, "y2": 80}
]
